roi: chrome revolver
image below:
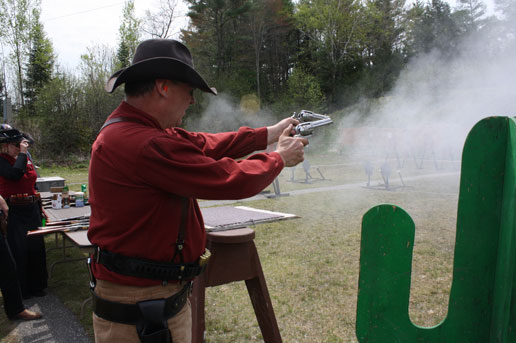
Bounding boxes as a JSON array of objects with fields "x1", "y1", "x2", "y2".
[{"x1": 291, "y1": 110, "x2": 333, "y2": 137}]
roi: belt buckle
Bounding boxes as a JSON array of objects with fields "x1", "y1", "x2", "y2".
[{"x1": 199, "y1": 249, "x2": 211, "y2": 267}]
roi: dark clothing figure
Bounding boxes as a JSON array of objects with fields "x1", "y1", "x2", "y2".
[
  {"x1": 4, "y1": 202, "x2": 47, "y2": 297},
  {"x1": 0, "y1": 146, "x2": 47, "y2": 298},
  {"x1": 0, "y1": 230, "x2": 25, "y2": 317},
  {"x1": 0, "y1": 126, "x2": 43, "y2": 322}
]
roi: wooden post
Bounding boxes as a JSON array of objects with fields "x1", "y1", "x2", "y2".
[{"x1": 191, "y1": 228, "x2": 282, "y2": 342}]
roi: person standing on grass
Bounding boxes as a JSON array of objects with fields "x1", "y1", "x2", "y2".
[
  {"x1": 87, "y1": 38, "x2": 308, "y2": 343},
  {"x1": 0, "y1": 125, "x2": 48, "y2": 300},
  {"x1": 0, "y1": 190, "x2": 43, "y2": 321}
]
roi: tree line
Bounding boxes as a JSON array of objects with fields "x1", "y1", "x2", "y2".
[{"x1": 0, "y1": 0, "x2": 514, "y2": 162}]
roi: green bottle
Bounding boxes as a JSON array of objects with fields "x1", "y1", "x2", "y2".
[{"x1": 81, "y1": 184, "x2": 88, "y2": 203}]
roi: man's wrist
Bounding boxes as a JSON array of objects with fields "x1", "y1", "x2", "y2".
[{"x1": 266, "y1": 126, "x2": 279, "y2": 146}]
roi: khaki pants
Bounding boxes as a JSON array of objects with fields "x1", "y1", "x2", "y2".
[{"x1": 93, "y1": 279, "x2": 192, "y2": 343}]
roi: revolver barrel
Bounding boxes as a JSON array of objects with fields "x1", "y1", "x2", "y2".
[
  {"x1": 292, "y1": 110, "x2": 333, "y2": 137},
  {"x1": 292, "y1": 110, "x2": 330, "y2": 122}
]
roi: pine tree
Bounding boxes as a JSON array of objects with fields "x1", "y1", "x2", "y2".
[
  {"x1": 24, "y1": 8, "x2": 55, "y2": 114},
  {"x1": 454, "y1": 0, "x2": 487, "y2": 33},
  {"x1": 406, "y1": 0, "x2": 462, "y2": 57},
  {"x1": 362, "y1": 0, "x2": 407, "y2": 97},
  {"x1": 115, "y1": 0, "x2": 141, "y2": 70}
]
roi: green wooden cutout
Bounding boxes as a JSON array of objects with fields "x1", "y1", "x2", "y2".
[{"x1": 356, "y1": 117, "x2": 516, "y2": 342}]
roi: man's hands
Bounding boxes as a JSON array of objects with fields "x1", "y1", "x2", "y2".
[
  {"x1": 19, "y1": 139, "x2": 29, "y2": 154},
  {"x1": 267, "y1": 117, "x2": 298, "y2": 145},
  {"x1": 274, "y1": 124, "x2": 309, "y2": 167},
  {"x1": 267, "y1": 117, "x2": 309, "y2": 167},
  {"x1": 0, "y1": 195, "x2": 8, "y2": 215}
]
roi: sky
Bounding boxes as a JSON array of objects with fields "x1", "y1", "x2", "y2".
[{"x1": 40, "y1": 0, "x2": 189, "y2": 70}]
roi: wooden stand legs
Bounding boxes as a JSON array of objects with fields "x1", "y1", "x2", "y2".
[{"x1": 190, "y1": 228, "x2": 282, "y2": 343}]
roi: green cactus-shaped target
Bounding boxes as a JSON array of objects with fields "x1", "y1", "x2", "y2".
[{"x1": 356, "y1": 117, "x2": 516, "y2": 342}]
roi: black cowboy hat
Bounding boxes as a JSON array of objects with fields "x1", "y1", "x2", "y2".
[
  {"x1": 106, "y1": 39, "x2": 217, "y2": 95},
  {"x1": 0, "y1": 128, "x2": 24, "y2": 144}
]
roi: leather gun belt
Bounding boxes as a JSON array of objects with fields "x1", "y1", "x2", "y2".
[
  {"x1": 93, "y1": 247, "x2": 205, "y2": 281},
  {"x1": 8, "y1": 193, "x2": 41, "y2": 205},
  {"x1": 91, "y1": 281, "x2": 191, "y2": 325}
]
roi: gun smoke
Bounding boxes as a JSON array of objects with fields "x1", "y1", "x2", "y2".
[{"x1": 336, "y1": 19, "x2": 516, "y2": 164}]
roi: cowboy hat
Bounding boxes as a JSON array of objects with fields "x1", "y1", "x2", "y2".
[
  {"x1": 105, "y1": 39, "x2": 217, "y2": 95},
  {"x1": 0, "y1": 127, "x2": 24, "y2": 144}
]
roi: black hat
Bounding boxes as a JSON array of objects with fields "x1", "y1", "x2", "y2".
[
  {"x1": 106, "y1": 39, "x2": 217, "y2": 95},
  {"x1": 0, "y1": 127, "x2": 24, "y2": 144}
]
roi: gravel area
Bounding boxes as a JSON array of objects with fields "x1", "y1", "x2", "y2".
[{"x1": 2, "y1": 292, "x2": 92, "y2": 343}]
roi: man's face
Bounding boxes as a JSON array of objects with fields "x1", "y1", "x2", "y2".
[{"x1": 163, "y1": 81, "x2": 195, "y2": 128}]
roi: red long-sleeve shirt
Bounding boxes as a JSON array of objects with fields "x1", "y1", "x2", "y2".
[
  {"x1": 88, "y1": 101, "x2": 284, "y2": 286},
  {"x1": 0, "y1": 153, "x2": 38, "y2": 198}
]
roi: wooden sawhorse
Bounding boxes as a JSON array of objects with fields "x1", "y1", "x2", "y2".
[{"x1": 190, "y1": 228, "x2": 282, "y2": 342}]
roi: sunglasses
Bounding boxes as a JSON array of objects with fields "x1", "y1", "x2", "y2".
[{"x1": 9, "y1": 143, "x2": 20, "y2": 148}]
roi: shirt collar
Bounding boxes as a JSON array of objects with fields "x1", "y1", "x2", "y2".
[{"x1": 112, "y1": 101, "x2": 163, "y2": 130}]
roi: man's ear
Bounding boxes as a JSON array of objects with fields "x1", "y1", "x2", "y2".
[{"x1": 156, "y1": 79, "x2": 168, "y2": 97}]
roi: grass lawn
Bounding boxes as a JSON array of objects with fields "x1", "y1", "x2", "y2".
[{"x1": 0, "y1": 151, "x2": 461, "y2": 342}]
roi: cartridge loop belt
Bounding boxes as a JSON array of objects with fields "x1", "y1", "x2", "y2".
[
  {"x1": 93, "y1": 247, "x2": 209, "y2": 281},
  {"x1": 8, "y1": 193, "x2": 41, "y2": 205}
]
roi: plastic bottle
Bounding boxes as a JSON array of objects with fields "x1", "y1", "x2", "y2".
[
  {"x1": 75, "y1": 191, "x2": 84, "y2": 207},
  {"x1": 62, "y1": 185, "x2": 70, "y2": 209},
  {"x1": 52, "y1": 193, "x2": 62, "y2": 210}
]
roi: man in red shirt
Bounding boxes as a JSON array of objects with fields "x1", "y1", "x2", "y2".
[{"x1": 88, "y1": 39, "x2": 308, "y2": 343}]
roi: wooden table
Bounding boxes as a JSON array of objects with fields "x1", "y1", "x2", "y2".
[
  {"x1": 45, "y1": 206, "x2": 91, "y2": 278},
  {"x1": 45, "y1": 204, "x2": 90, "y2": 221}
]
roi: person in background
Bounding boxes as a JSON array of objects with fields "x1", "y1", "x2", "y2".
[
  {"x1": 0, "y1": 125, "x2": 48, "y2": 299},
  {"x1": 0, "y1": 193, "x2": 43, "y2": 321},
  {"x1": 88, "y1": 39, "x2": 308, "y2": 343}
]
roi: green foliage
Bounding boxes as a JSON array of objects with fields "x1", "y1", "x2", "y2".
[
  {"x1": 405, "y1": 0, "x2": 463, "y2": 57},
  {"x1": 30, "y1": 74, "x2": 91, "y2": 157},
  {"x1": 80, "y1": 45, "x2": 123, "y2": 133},
  {"x1": 115, "y1": 0, "x2": 141, "y2": 70},
  {"x1": 0, "y1": 0, "x2": 40, "y2": 106},
  {"x1": 24, "y1": 8, "x2": 55, "y2": 114},
  {"x1": 285, "y1": 68, "x2": 326, "y2": 112},
  {"x1": 359, "y1": 0, "x2": 406, "y2": 97},
  {"x1": 218, "y1": 69, "x2": 256, "y2": 98},
  {"x1": 185, "y1": 0, "x2": 253, "y2": 78},
  {"x1": 454, "y1": 0, "x2": 487, "y2": 32},
  {"x1": 295, "y1": 0, "x2": 367, "y2": 108}
]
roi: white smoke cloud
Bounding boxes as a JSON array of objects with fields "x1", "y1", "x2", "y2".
[
  {"x1": 191, "y1": 93, "x2": 277, "y2": 133},
  {"x1": 336, "y1": 19, "x2": 516, "y2": 164}
]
